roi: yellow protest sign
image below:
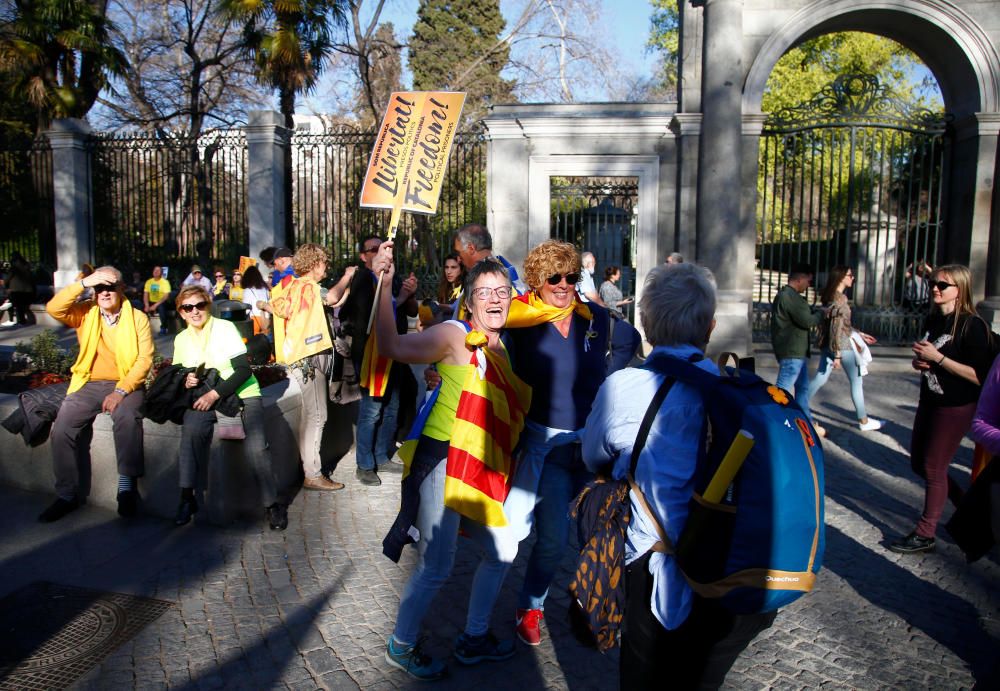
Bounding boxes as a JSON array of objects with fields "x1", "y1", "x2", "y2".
[
  {"x1": 237, "y1": 256, "x2": 257, "y2": 275},
  {"x1": 360, "y1": 91, "x2": 466, "y2": 238}
]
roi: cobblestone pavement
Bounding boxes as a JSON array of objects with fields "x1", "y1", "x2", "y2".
[{"x1": 1, "y1": 360, "x2": 998, "y2": 690}]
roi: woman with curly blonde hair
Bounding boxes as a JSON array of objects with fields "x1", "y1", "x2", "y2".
[{"x1": 503, "y1": 239, "x2": 611, "y2": 646}]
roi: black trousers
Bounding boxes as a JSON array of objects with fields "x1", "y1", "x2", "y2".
[{"x1": 620, "y1": 552, "x2": 777, "y2": 691}]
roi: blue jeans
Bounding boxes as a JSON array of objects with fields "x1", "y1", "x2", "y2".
[
  {"x1": 518, "y1": 444, "x2": 591, "y2": 611},
  {"x1": 808, "y1": 347, "x2": 867, "y2": 421},
  {"x1": 393, "y1": 456, "x2": 518, "y2": 644},
  {"x1": 355, "y1": 386, "x2": 400, "y2": 471},
  {"x1": 776, "y1": 357, "x2": 812, "y2": 420}
]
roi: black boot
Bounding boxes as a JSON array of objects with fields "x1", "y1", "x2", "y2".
[
  {"x1": 174, "y1": 494, "x2": 198, "y2": 526},
  {"x1": 267, "y1": 503, "x2": 288, "y2": 531},
  {"x1": 117, "y1": 489, "x2": 139, "y2": 518},
  {"x1": 38, "y1": 497, "x2": 79, "y2": 523}
]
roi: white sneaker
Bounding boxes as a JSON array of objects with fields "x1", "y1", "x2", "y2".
[
  {"x1": 0, "y1": 300, "x2": 11, "y2": 311},
  {"x1": 0, "y1": 319, "x2": 16, "y2": 327},
  {"x1": 859, "y1": 418, "x2": 883, "y2": 431}
]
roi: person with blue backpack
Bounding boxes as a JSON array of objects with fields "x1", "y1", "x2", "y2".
[{"x1": 582, "y1": 263, "x2": 782, "y2": 690}]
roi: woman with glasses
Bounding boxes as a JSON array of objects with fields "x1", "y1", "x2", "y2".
[
  {"x1": 211, "y1": 268, "x2": 230, "y2": 299},
  {"x1": 891, "y1": 264, "x2": 995, "y2": 554},
  {"x1": 807, "y1": 266, "x2": 882, "y2": 432},
  {"x1": 373, "y1": 243, "x2": 530, "y2": 680},
  {"x1": 171, "y1": 285, "x2": 286, "y2": 529},
  {"x1": 503, "y1": 240, "x2": 611, "y2": 646}
]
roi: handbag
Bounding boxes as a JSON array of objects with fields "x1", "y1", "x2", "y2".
[{"x1": 215, "y1": 409, "x2": 246, "y2": 440}]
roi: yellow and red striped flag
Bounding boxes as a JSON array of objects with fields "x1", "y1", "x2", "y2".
[
  {"x1": 444, "y1": 332, "x2": 531, "y2": 527},
  {"x1": 360, "y1": 326, "x2": 393, "y2": 398}
]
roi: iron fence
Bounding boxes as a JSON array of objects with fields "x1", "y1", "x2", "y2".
[
  {"x1": 89, "y1": 129, "x2": 249, "y2": 275},
  {"x1": 551, "y1": 177, "x2": 639, "y2": 322},
  {"x1": 755, "y1": 74, "x2": 949, "y2": 344},
  {"x1": 291, "y1": 127, "x2": 487, "y2": 295},
  {"x1": 0, "y1": 133, "x2": 55, "y2": 268}
]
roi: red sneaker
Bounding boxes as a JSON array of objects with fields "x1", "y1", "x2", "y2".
[{"x1": 515, "y1": 608, "x2": 544, "y2": 646}]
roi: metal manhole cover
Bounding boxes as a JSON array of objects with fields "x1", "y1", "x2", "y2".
[{"x1": 0, "y1": 581, "x2": 172, "y2": 690}]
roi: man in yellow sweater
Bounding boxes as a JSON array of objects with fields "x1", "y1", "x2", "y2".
[{"x1": 39, "y1": 266, "x2": 154, "y2": 522}]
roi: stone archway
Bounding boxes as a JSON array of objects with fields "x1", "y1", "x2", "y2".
[{"x1": 675, "y1": 0, "x2": 1000, "y2": 354}]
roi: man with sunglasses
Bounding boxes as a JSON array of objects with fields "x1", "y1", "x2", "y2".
[
  {"x1": 330, "y1": 234, "x2": 418, "y2": 486},
  {"x1": 39, "y1": 266, "x2": 154, "y2": 523}
]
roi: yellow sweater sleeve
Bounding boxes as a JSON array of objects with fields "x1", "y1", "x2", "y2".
[
  {"x1": 46, "y1": 282, "x2": 90, "y2": 328},
  {"x1": 116, "y1": 309, "x2": 154, "y2": 393}
]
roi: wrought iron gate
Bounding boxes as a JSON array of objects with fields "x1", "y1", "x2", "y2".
[
  {"x1": 551, "y1": 177, "x2": 638, "y2": 322},
  {"x1": 755, "y1": 74, "x2": 949, "y2": 344}
]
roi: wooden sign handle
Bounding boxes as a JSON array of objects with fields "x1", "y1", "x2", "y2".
[{"x1": 366, "y1": 206, "x2": 403, "y2": 335}]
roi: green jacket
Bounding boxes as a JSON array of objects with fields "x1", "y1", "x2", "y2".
[{"x1": 771, "y1": 285, "x2": 821, "y2": 359}]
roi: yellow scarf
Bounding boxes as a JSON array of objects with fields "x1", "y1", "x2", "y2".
[
  {"x1": 505, "y1": 291, "x2": 592, "y2": 328},
  {"x1": 68, "y1": 300, "x2": 140, "y2": 394}
]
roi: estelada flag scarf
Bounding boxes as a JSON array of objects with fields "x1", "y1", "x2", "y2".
[{"x1": 444, "y1": 329, "x2": 531, "y2": 527}]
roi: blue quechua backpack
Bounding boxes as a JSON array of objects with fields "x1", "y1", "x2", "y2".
[{"x1": 645, "y1": 352, "x2": 826, "y2": 614}]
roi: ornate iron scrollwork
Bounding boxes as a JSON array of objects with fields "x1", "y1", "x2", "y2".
[{"x1": 768, "y1": 73, "x2": 948, "y2": 131}]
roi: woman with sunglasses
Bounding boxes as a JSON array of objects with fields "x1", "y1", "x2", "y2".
[
  {"x1": 211, "y1": 268, "x2": 230, "y2": 299},
  {"x1": 171, "y1": 285, "x2": 285, "y2": 529},
  {"x1": 502, "y1": 240, "x2": 611, "y2": 646},
  {"x1": 807, "y1": 265, "x2": 881, "y2": 432},
  {"x1": 891, "y1": 264, "x2": 995, "y2": 554},
  {"x1": 373, "y1": 243, "x2": 530, "y2": 680}
]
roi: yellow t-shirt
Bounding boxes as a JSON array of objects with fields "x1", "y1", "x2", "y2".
[
  {"x1": 173, "y1": 317, "x2": 260, "y2": 399},
  {"x1": 144, "y1": 277, "x2": 171, "y2": 303}
]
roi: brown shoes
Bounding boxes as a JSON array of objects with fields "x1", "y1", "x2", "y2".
[{"x1": 303, "y1": 476, "x2": 345, "y2": 491}]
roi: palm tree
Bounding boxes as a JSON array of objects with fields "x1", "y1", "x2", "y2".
[
  {"x1": 0, "y1": 0, "x2": 126, "y2": 132},
  {"x1": 221, "y1": 0, "x2": 347, "y2": 128}
]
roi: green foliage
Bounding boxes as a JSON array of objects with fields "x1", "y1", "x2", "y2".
[
  {"x1": 221, "y1": 0, "x2": 347, "y2": 126},
  {"x1": 409, "y1": 0, "x2": 514, "y2": 123},
  {"x1": 646, "y1": 0, "x2": 679, "y2": 93},
  {"x1": 15, "y1": 329, "x2": 78, "y2": 375},
  {"x1": 0, "y1": 0, "x2": 127, "y2": 132}
]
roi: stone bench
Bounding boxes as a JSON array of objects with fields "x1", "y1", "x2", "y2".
[{"x1": 0, "y1": 378, "x2": 359, "y2": 525}]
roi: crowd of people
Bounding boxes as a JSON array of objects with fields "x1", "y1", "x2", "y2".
[{"x1": 9, "y1": 227, "x2": 1000, "y2": 688}]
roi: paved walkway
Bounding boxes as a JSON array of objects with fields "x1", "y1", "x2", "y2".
[{"x1": 1, "y1": 353, "x2": 998, "y2": 689}]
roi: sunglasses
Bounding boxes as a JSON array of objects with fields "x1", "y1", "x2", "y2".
[
  {"x1": 931, "y1": 280, "x2": 956, "y2": 291},
  {"x1": 215, "y1": 274, "x2": 225, "y2": 279},
  {"x1": 546, "y1": 272, "x2": 580, "y2": 286},
  {"x1": 362, "y1": 246, "x2": 380, "y2": 254},
  {"x1": 179, "y1": 301, "x2": 210, "y2": 313},
  {"x1": 471, "y1": 286, "x2": 513, "y2": 301},
  {"x1": 93, "y1": 284, "x2": 117, "y2": 294}
]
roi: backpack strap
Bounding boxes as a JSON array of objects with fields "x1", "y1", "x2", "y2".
[{"x1": 626, "y1": 375, "x2": 676, "y2": 555}]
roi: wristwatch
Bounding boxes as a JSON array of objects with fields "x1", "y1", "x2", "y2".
[{"x1": 114, "y1": 387, "x2": 127, "y2": 397}]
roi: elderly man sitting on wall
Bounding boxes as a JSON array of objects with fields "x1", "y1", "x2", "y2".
[{"x1": 38, "y1": 266, "x2": 154, "y2": 523}]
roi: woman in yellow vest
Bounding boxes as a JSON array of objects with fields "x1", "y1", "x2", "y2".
[
  {"x1": 270, "y1": 244, "x2": 344, "y2": 492},
  {"x1": 228, "y1": 269, "x2": 245, "y2": 303},
  {"x1": 373, "y1": 242, "x2": 531, "y2": 681},
  {"x1": 171, "y1": 285, "x2": 286, "y2": 529}
]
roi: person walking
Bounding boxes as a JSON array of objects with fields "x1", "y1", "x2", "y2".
[
  {"x1": 890, "y1": 264, "x2": 995, "y2": 554},
  {"x1": 807, "y1": 266, "x2": 882, "y2": 431},
  {"x1": 599, "y1": 265, "x2": 633, "y2": 321},
  {"x1": 771, "y1": 263, "x2": 825, "y2": 434}
]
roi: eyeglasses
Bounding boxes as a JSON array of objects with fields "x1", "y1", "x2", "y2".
[
  {"x1": 215, "y1": 274, "x2": 225, "y2": 279},
  {"x1": 471, "y1": 286, "x2": 513, "y2": 301},
  {"x1": 546, "y1": 272, "x2": 580, "y2": 286},
  {"x1": 179, "y1": 300, "x2": 210, "y2": 313},
  {"x1": 362, "y1": 246, "x2": 380, "y2": 254},
  {"x1": 93, "y1": 284, "x2": 117, "y2": 294},
  {"x1": 931, "y1": 280, "x2": 956, "y2": 291}
]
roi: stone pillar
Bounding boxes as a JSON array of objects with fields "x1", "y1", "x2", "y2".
[
  {"x1": 670, "y1": 113, "x2": 701, "y2": 263},
  {"x1": 968, "y1": 114, "x2": 1000, "y2": 330},
  {"x1": 482, "y1": 112, "x2": 531, "y2": 271},
  {"x1": 245, "y1": 111, "x2": 291, "y2": 259},
  {"x1": 694, "y1": 0, "x2": 750, "y2": 358},
  {"x1": 47, "y1": 119, "x2": 93, "y2": 288},
  {"x1": 741, "y1": 111, "x2": 767, "y2": 317}
]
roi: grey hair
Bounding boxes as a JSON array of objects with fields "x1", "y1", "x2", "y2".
[
  {"x1": 454, "y1": 223, "x2": 493, "y2": 252},
  {"x1": 96, "y1": 265, "x2": 124, "y2": 287},
  {"x1": 666, "y1": 252, "x2": 684, "y2": 264},
  {"x1": 462, "y1": 258, "x2": 511, "y2": 310},
  {"x1": 640, "y1": 263, "x2": 716, "y2": 348},
  {"x1": 581, "y1": 251, "x2": 595, "y2": 268}
]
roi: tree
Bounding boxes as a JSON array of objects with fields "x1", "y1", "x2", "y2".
[
  {"x1": 221, "y1": 0, "x2": 348, "y2": 128},
  {"x1": 409, "y1": 0, "x2": 514, "y2": 122},
  {"x1": 644, "y1": 0, "x2": 678, "y2": 100},
  {"x1": 0, "y1": 0, "x2": 126, "y2": 132},
  {"x1": 99, "y1": 0, "x2": 263, "y2": 136}
]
